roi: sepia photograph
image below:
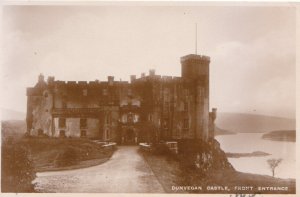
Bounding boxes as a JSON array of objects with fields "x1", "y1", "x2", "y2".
[{"x1": 0, "y1": 1, "x2": 297, "y2": 195}]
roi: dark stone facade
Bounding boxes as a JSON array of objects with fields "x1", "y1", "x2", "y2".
[{"x1": 26, "y1": 54, "x2": 217, "y2": 144}]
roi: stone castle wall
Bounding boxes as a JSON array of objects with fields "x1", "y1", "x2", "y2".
[{"x1": 26, "y1": 54, "x2": 216, "y2": 143}]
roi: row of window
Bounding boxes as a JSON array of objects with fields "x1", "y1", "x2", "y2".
[
  {"x1": 163, "y1": 118, "x2": 189, "y2": 129},
  {"x1": 58, "y1": 130, "x2": 86, "y2": 137},
  {"x1": 58, "y1": 117, "x2": 189, "y2": 130},
  {"x1": 163, "y1": 102, "x2": 188, "y2": 111},
  {"x1": 58, "y1": 118, "x2": 87, "y2": 128}
]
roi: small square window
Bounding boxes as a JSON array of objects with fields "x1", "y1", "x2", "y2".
[
  {"x1": 103, "y1": 89, "x2": 108, "y2": 96},
  {"x1": 83, "y1": 89, "x2": 87, "y2": 96}
]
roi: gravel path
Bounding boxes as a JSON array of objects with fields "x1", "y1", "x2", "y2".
[{"x1": 33, "y1": 146, "x2": 165, "y2": 193}]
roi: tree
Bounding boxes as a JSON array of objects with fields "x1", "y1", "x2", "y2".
[{"x1": 267, "y1": 158, "x2": 282, "y2": 177}]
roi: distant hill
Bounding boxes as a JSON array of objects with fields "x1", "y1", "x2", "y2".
[
  {"x1": 216, "y1": 113, "x2": 295, "y2": 133},
  {"x1": 1, "y1": 108, "x2": 25, "y2": 121},
  {"x1": 1, "y1": 120, "x2": 26, "y2": 141},
  {"x1": 214, "y1": 127, "x2": 236, "y2": 136},
  {"x1": 262, "y1": 130, "x2": 296, "y2": 142}
]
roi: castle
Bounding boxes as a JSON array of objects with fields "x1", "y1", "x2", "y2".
[{"x1": 26, "y1": 54, "x2": 217, "y2": 144}]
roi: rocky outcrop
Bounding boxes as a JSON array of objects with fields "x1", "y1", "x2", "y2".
[{"x1": 175, "y1": 139, "x2": 235, "y2": 176}]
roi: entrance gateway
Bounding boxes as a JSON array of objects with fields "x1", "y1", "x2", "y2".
[{"x1": 120, "y1": 126, "x2": 138, "y2": 145}]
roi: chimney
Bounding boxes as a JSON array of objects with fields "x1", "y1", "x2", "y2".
[
  {"x1": 108, "y1": 76, "x2": 114, "y2": 86},
  {"x1": 149, "y1": 69, "x2": 155, "y2": 76},
  {"x1": 47, "y1": 76, "x2": 55, "y2": 84},
  {"x1": 130, "y1": 75, "x2": 136, "y2": 83}
]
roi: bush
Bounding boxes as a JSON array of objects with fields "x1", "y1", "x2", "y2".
[
  {"x1": 1, "y1": 142, "x2": 36, "y2": 192},
  {"x1": 54, "y1": 147, "x2": 79, "y2": 167}
]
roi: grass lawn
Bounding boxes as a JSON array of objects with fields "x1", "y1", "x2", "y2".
[
  {"x1": 19, "y1": 137, "x2": 115, "y2": 172},
  {"x1": 140, "y1": 149, "x2": 296, "y2": 194}
]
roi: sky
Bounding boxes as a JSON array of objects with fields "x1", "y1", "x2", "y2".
[{"x1": 0, "y1": 4, "x2": 296, "y2": 118}]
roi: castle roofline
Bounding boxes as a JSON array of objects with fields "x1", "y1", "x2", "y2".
[{"x1": 180, "y1": 54, "x2": 210, "y2": 62}]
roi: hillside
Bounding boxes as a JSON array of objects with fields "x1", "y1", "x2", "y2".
[
  {"x1": 262, "y1": 130, "x2": 296, "y2": 142},
  {"x1": 1, "y1": 120, "x2": 27, "y2": 141},
  {"x1": 216, "y1": 113, "x2": 295, "y2": 133},
  {"x1": 1, "y1": 108, "x2": 25, "y2": 121},
  {"x1": 214, "y1": 127, "x2": 236, "y2": 136}
]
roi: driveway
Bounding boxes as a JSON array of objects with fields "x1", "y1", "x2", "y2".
[{"x1": 33, "y1": 146, "x2": 165, "y2": 193}]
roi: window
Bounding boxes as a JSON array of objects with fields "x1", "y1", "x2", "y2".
[
  {"x1": 122, "y1": 114, "x2": 127, "y2": 123},
  {"x1": 134, "y1": 114, "x2": 139, "y2": 123},
  {"x1": 128, "y1": 89, "x2": 132, "y2": 96},
  {"x1": 37, "y1": 129, "x2": 44, "y2": 136},
  {"x1": 128, "y1": 113, "x2": 133, "y2": 123},
  {"x1": 183, "y1": 118, "x2": 189, "y2": 129},
  {"x1": 184, "y1": 102, "x2": 188, "y2": 111},
  {"x1": 106, "y1": 129, "x2": 110, "y2": 139},
  {"x1": 148, "y1": 114, "x2": 153, "y2": 122},
  {"x1": 103, "y1": 89, "x2": 108, "y2": 96},
  {"x1": 80, "y1": 118, "x2": 87, "y2": 129},
  {"x1": 184, "y1": 89, "x2": 189, "y2": 96},
  {"x1": 59, "y1": 118, "x2": 66, "y2": 128},
  {"x1": 164, "y1": 102, "x2": 170, "y2": 111},
  {"x1": 62, "y1": 101, "x2": 67, "y2": 108},
  {"x1": 44, "y1": 92, "x2": 48, "y2": 98},
  {"x1": 106, "y1": 114, "x2": 111, "y2": 124},
  {"x1": 80, "y1": 130, "x2": 87, "y2": 137},
  {"x1": 83, "y1": 89, "x2": 87, "y2": 96},
  {"x1": 163, "y1": 119, "x2": 168, "y2": 129},
  {"x1": 59, "y1": 130, "x2": 66, "y2": 137}
]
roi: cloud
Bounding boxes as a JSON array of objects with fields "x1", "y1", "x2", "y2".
[
  {"x1": 210, "y1": 29, "x2": 295, "y2": 118},
  {"x1": 1, "y1": 6, "x2": 296, "y2": 118}
]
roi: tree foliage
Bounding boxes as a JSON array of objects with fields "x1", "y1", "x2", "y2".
[
  {"x1": 1, "y1": 141, "x2": 36, "y2": 192},
  {"x1": 267, "y1": 158, "x2": 282, "y2": 177}
]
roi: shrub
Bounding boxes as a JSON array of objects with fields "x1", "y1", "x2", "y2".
[
  {"x1": 54, "y1": 147, "x2": 79, "y2": 167},
  {"x1": 1, "y1": 142, "x2": 36, "y2": 192}
]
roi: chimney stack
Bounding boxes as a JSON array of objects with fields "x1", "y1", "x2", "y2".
[
  {"x1": 130, "y1": 75, "x2": 136, "y2": 83},
  {"x1": 108, "y1": 76, "x2": 114, "y2": 86},
  {"x1": 38, "y1": 73, "x2": 44, "y2": 83},
  {"x1": 149, "y1": 69, "x2": 155, "y2": 76}
]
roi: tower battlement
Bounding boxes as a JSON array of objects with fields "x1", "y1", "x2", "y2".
[{"x1": 180, "y1": 54, "x2": 210, "y2": 63}]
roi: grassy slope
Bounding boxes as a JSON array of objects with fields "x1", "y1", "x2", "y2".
[
  {"x1": 19, "y1": 138, "x2": 114, "y2": 172},
  {"x1": 141, "y1": 151, "x2": 295, "y2": 194},
  {"x1": 2, "y1": 120, "x2": 114, "y2": 171}
]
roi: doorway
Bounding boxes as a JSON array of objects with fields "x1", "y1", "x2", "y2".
[{"x1": 125, "y1": 129, "x2": 136, "y2": 144}]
